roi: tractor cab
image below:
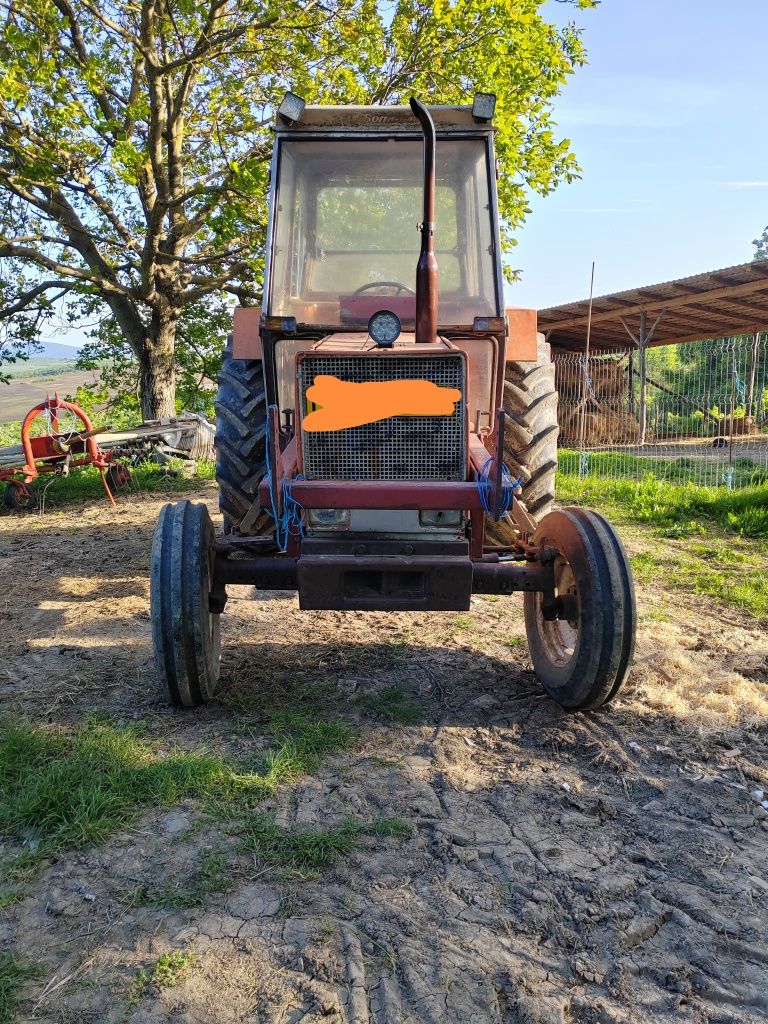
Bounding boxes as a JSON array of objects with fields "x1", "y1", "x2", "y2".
[{"x1": 265, "y1": 104, "x2": 501, "y2": 332}]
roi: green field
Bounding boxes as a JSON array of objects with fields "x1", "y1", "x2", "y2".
[
  {"x1": 3, "y1": 359, "x2": 77, "y2": 380},
  {"x1": 0, "y1": 366, "x2": 100, "y2": 424}
]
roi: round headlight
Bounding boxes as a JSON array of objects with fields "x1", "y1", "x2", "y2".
[{"x1": 368, "y1": 310, "x2": 401, "y2": 347}]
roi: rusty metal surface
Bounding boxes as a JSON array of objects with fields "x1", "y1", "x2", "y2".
[
  {"x1": 275, "y1": 104, "x2": 491, "y2": 134},
  {"x1": 300, "y1": 537, "x2": 469, "y2": 557},
  {"x1": 471, "y1": 560, "x2": 554, "y2": 595},
  {"x1": 297, "y1": 553, "x2": 472, "y2": 611},
  {"x1": 285, "y1": 479, "x2": 484, "y2": 511},
  {"x1": 411, "y1": 98, "x2": 439, "y2": 346}
]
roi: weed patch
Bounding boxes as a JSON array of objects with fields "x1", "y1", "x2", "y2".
[
  {"x1": 630, "y1": 552, "x2": 660, "y2": 585},
  {"x1": 359, "y1": 686, "x2": 422, "y2": 725},
  {"x1": 150, "y1": 951, "x2": 195, "y2": 987},
  {"x1": 126, "y1": 849, "x2": 235, "y2": 909},
  {"x1": 238, "y1": 814, "x2": 411, "y2": 878},
  {"x1": 452, "y1": 616, "x2": 474, "y2": 631},
  {"x1": 128, "y1": 951, "x2": 194, "y2": 1009},
  {"x1": 0, "y1": 953, "x2": 38, "y2": 1024},
  {"x1": 628, "y1": 542, "x2": 768, "y2": 619}
]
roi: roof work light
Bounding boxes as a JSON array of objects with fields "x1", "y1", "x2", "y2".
[
  {"x1": 472, "y1": 92, "x2": 496, "y2": 123},
  {"x1": 277, "y1": 91, "x2": 306, "y2": 125}
]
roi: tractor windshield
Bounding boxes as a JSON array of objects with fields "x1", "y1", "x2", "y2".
[{"x1": 267, "y1": 136, "x2": 500, "y2": 328}]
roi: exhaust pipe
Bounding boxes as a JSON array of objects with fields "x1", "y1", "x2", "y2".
[{"x1": 410, "y1": 97, "x2": 438, "y2": 344}]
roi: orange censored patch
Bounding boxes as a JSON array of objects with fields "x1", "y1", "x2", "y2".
[{"x1": 302, "y1": 375, "x2": 462, "y2": 432}]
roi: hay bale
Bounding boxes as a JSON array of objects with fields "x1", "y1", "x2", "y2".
[
  {"x1": 720, "y1": 415, "x2": 758, "y2": 436},
  {"x1": 558, "y1": 407, "x2": 640, "y2": 446}
]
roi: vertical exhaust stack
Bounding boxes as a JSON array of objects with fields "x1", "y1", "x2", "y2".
[{"x1": 410, "y1": 97, "x2": 438, "y2": 344}]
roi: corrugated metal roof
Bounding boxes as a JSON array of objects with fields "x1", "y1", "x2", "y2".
[{"x1": 538, "y1": 261, "x2": 768, "y2": 350}]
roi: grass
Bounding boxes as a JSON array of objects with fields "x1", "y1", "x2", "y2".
[
  {"x1": 558, "y1": 467, "x2": 768, "y2": 538},
  {"x1": 124, "y1": 849, "x2": 236, "y2": 909},
  {"x1": 0, "y1": 712, "x2": 356, "y2": 880},
  {"x1": 0, "y1": 891, "x2": 22, "y2": 911},
  {"x1": 558, "y1": 460, "x2": 768, "y2": 617},
  {"x1": 630, "y1": 543, "x2": 768, "y2": 618},
  {"x1": 558, "y1": 448, "x2": 768, "y2": 490},
  {"x1": 127, "y1": 951, "x2": 194, "y2": 1008},
  {"x1": 0, "y1": 953, "x2": 39, "y2": 1024},
  {"x1": 358, "y1": 686, "x2": 422, "y2": 725},
  {"x1": 0, "y1": 459, "x2": 214, "y2": 512},
  {"x1": 238, "y1": 814, "x2": 411, "y2": 877}
]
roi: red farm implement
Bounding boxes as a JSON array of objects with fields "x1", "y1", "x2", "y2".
[{"x1": 0, "y1": 394, "x2": 210, "y2": 510}]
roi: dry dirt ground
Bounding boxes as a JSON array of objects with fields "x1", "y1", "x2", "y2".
[{"x1": 1, "y1": 482, "x2": 767, "y2": 1024}]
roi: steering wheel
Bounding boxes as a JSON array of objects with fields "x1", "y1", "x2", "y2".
[{"x1": 352, "y1": 281, "x2": 415, "y2": 296}]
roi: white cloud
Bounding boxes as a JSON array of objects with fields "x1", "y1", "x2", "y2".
[{"x1": 715, "y1": 181, "x2": 768, "y2": 189}]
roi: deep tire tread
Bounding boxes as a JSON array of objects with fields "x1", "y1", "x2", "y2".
[
  {"x1": 490, "y1": 336, "x2": 558, "y2": 542},
  {"x1": 215, "y1": 342, "x2": 269, "y2": 534}
]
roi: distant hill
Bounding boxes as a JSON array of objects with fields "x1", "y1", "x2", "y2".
[{"x1": 31, "y1": 341, "x2": 82, "y2": 360}]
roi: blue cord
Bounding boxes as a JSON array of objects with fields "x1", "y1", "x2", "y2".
[
  {"x1": 264, "y1": 440, "x2": 305, "y2": 551},
  {"x1": 476, "y1": 457, "x2": 523, "y2": 518}
]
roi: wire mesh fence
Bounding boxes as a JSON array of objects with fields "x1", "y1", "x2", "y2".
[{"x1": 553, "y1": 333, "x2": 768, "y2": 488}]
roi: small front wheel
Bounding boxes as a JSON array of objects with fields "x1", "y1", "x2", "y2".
[
  {"x1": 524, "y1": 507, "x2": 636, "y2": 710},
  {"x1": 150, "y1": 500, "x2": 221, "y2": 707},
  {"x1": 3, "y1": 482, "x2": 32, "y2": 511},
  {"x1": 106, "y1": 463, "x2": 131, "y2": 490}
]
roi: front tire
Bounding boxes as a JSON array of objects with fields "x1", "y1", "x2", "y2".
[
  {"x1": 150, "y1": 500, "x2": 221, "y2": 707},
  {"x1": 524, "y1": 507, "x2": 636, "y2": 710}
]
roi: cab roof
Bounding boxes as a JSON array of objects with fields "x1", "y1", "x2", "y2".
[{"x1": 276, "y1": 104, "x2": 494, "y2": 135}]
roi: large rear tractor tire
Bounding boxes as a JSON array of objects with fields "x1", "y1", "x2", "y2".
[
  {"x1": 486, "y1": 335, "x2": 559, "y2": 546},
  {"x1": 524, "y1": 507, "x2": 636, "y2": 711},
  {"x1": 151, "y1": 500, "x2": 221, "y2": 708},
  {"x1": 214, "y1": 339, "x2": 269, "y2": 535}
]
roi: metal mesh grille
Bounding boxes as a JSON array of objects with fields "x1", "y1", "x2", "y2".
[{"x1": 299, "y1": 354, "x2": 466, "y2": 480}]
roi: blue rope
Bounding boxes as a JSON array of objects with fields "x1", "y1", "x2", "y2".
[
  {"x1": 476, "y1": 457, "x2": 523, "y2": 518},
  {"x1": 264, "y1": 440, "x2": 305, "y2": 552}
]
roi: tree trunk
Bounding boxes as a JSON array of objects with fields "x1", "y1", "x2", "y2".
[{"x1": 138, "y1": 320, "x2": 177, "y2": 420}]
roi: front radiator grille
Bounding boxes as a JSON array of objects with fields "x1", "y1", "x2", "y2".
[{"x1": 298, "y1": 354, "x2": 466, "y2": 481}]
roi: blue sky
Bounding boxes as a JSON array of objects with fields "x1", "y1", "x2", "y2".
[{"x1": 507, "y1": 0, "x2": 768, "y2": 311}]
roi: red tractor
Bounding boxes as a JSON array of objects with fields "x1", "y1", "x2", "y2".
[{"x1": 151, "y1": 94, "x2": 635, "y2": 711}]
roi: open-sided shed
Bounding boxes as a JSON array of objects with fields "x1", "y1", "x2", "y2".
[
  {"x1": 538, "y1": 260, "x2": 768, "y2": 352},
  {"x1": 536, "y1": 261, "x2": 768, "y2": 446}
]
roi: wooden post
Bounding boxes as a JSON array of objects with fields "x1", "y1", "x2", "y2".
[{"x1": 638, "y1": 310, "x2": 648, "y2": 445}]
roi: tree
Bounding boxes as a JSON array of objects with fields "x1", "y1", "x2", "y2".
[
  {"x1": 754, "y1": 227, "x2": 768, "y2": 260},
  {"x1": 0, "y1": 0, "x2": 596, "y2": 416}
]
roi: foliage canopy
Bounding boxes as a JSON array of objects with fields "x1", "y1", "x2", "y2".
[{"x1": 0, "y1": 0, "x2": 595, "y2": 410}]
